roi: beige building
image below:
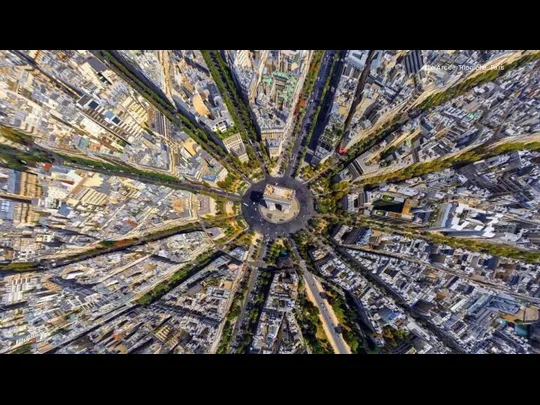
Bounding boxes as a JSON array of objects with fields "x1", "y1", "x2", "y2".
[
  {"x1": 260, "y1": 127, "x2": 284, "y2": 141},
  {"x1": 19, "y1": 172, "x2": 40, "y2": 198},
  {"x1": 196, "y1": 194, "x2": 217, "y2": 217},
  {"x1": 234, "y1": 50, "x2": 253, "y2": 70},
  {"x1": 13, "y1": 203, "x2": 40, "y2": 226},
  {"x1": 266, "y1": 137, "x2": 283, "y2": 159},
  {"x1": 222, "y1": 133, "x2": 249, "y2": 163},
  {"x1": 80, "y1": 188, "x2": 108, "y2": 206}
]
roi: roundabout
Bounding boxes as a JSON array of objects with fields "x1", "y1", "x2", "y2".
[{"x1": 241, "y1": 175, "x2": 315, "y2": 239}]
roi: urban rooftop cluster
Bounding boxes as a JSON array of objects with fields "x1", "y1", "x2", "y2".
[{"x1": 1, "y1": 49, "x2": 539, "y2": 355}]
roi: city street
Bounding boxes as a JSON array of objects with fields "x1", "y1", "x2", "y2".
[
  {"x1": 288, "y1": 238, "x2": 351, "y2": 354},
  {"x1": 285, "y1": 51, "x2": 344, "y2": 177},
  {"x1": 303, "y1": 270, "x2": 352, "y2": 354},
  {"x1": 229, "y1": 266, "x2": 259, "y2": 351}
]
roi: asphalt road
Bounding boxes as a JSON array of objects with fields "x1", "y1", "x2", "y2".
[
  {"x1": 241, "y1": 176, "x2": 315, "y2": 238},
  {"x1": 284, "y1": 50, "x2": 340, "y2": 177},
  {"x1": 343, "y1": 50, "x2": 376, "y2": 135},
  {"x1": 203, "y1": 51, "x2": 267, "y2": 177},
  {"x1": 303, "y1": 270, "x2": 352, "y2": 354},
  {"x1": 288, "y1": 238, "x2": 351, "y2": 354},
  {"x1": 284, "y1": 50, "x2": 333, "y2": 178},
  {"x1": 307, "y1": 50, "x2": 347, "y2": 153},
  {"x1": 56, "y1": 155, "x2": 243, "y2": 201},
  {"x1": 229, "y1": 266, "x2": 258, "y2": 350},
  {"x1": 6, "y1": 141, "x2": 244, "y2": 202}
]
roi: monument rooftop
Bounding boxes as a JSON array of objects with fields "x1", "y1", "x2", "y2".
[{"x1": 263, "y1": 184, "x2": 295, "y2": 203}]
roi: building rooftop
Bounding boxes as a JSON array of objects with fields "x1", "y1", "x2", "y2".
[{"x1": 263, "y1": 185, "x2": 295, "y2": 203}]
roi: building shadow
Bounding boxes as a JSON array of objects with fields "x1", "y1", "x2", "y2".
[{"x1": 250, "y1": 190, "x2": 264, "y2": 204}]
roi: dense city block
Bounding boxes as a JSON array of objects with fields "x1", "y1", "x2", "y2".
[{"x1": 1, "y1": 49, "x2": 539, "y2": 355}]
